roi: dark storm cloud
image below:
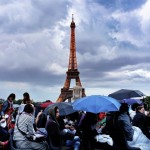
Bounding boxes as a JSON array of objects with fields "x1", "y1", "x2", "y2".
[
  {"x1": 94, "y1": 0, "x2": 147, "y2": 11},
  {"x1": 80, "y1": 55, "x2": 150, "y2": 78},
  {"x1": 0, "y1": 66, "x2": 65, "y2": 86}
]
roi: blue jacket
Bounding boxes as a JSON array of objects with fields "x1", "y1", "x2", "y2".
[
  {"x1": 1, "y1": 100, "x2": 10, "y2": 116},
  {"x1": 118, "y1": 112, "x2": 134, "y2": 141}
]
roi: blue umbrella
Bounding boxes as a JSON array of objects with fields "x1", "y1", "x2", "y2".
[
  {"x1": 72, "y1": 95, "x2": 121, "y2": 113},
  {"x1": 120, "y1": 99, "x2": 143, "y2": 105}
]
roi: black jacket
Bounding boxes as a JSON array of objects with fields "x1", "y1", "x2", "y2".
[{"x1": 132, "y1": 112, "x2": 150, "y2": 139}]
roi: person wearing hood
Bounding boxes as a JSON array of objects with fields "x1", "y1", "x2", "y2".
[
  {"x1": 46, "y1": 106, "x2": 80, "y2": 150},
  {"x1": 45, "y1": 106, "x2": 62, "y2": 148}
]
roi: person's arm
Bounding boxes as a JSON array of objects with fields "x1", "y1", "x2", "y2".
[
  {"x1": 18, "y1": 114, "x2": 35, "y2": 135},
  {"x1": 35, "y1": 111, "x2": 43, "y2": 127},
  {"x1": 28, "y1": 116, "x2": 35, "y2": 135},
  {"x1": 119, "y1": 115, "x2": 134, "y2": 141},
  {"x1": 1, "y1": 101, "x2": 8, "y2": 116}
]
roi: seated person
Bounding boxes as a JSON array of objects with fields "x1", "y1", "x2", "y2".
[
  {"x1": 118, "y1": 103, "x2": 150, "y2": 150},
  {"x1": 0, "y1": 120, "x2": 9, "y2": 149},
  {"x1": 132, "y1": 105, "x2": 150, "y2": 139},
  {"x1": 129, "y1": 103, "x2": 141, "y2": 120},
  {"x1": 63, "y1": 112, "x2": 79, "y2": 136},
  {"x1": 13, "y1": 104, "x2": 48, "y2": 150},
  {"x1": 35, "y1": 110, "x2": 47, "y2": 137},
  {"x1": 0, "y1": 105, "x2": 9, "y2": 149},
  {"x1": 46, "y1": 106, "x2": 80, "y2": 150},
  {"x1": 61, "y1": 114, "x2": 80, "y2": 149},
  {"x1": 80, "y1": 112, "x2": 117, "y2": 150}
]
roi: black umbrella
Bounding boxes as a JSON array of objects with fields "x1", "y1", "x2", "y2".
[
  {"x1": 44, "y1": 102, "x2": 76, "y2": 116},
  {"x1": 108, "y1": 89, "x2": 145, "y2": 100}
]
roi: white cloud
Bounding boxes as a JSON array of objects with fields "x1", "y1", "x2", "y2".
[{"x1": 0, "y1": 0, "x2": 150, "y2": 101}]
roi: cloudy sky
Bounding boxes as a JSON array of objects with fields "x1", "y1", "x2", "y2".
[{"x1": 0, "y1": 0, "x2": 150, "y2": 102}]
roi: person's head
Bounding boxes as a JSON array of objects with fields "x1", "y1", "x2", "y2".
[
  {"x1": 119, "y1": 103, "x2": 129, "y2": 113},
  {"x1": 99, "y1": 112, "x2": 106, "y2": 120},
  {"x1": 23, "y1": 92, "x2": 30, "y2": 99},
  {"x1": 23, "y1": 92, "x2": 31, "y2": 104},
  {"x1": 36, "y1": 113, "x2": 47, "y2": 128},
  {"x1": 131, "y1": 103, "x2": 141, "y2": 111},
  {"x1": 24, "y1": 104, "x2": 34, "y2": 114},
  {"x1": 136, "y1": 105, "x2": 145, "y2": 114},
  {"x1": 55, "y1": 107, "x2": 60, "y2": 119},
  {"x1": 7, "y1": 93, "x2": 16, "y2": 102},
  {"x1": 48, "y1": 106, "x2": 60, "y2": 126},
  {"x1": 48, "y1": 106, "x2": 60, "y2": 119},
  {"x1": 86, "y1": 112, "x2": 98, "y2": 125}
]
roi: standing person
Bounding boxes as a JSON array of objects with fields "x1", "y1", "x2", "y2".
[
  {"x1": 132, "y1": 105, "x2": 150, "y2": 139},
  {"x1": 13, "y1": 104, "x2": 48, "y2": 150},
  {"x1": 22, "y1": 92, "x2": 32, "y2": 104},
  {"x1": 1, "y1": 93, "x2": 15, "y2": 117},
  {"x1": 18, "y1": 92, "x2": 35, "y2": 127},
  {"x1": 18, "y1": 92, "x2": 32, "y2": 115},
  {"x1": 1, "y1": 93, "x2": 16, "y2": 129}
]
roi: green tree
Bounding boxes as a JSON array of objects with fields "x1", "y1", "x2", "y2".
[
  {"x1": 14, "y1": 99, "x2": 22, "y2": 105},
  {"x1": 144, "y1": 96, "x2": 150, "y2": 110}
]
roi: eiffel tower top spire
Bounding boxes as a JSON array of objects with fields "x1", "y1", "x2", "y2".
[
  {"x1": 68, "y1": 14, "x2": 77, "y2": 70},
  {"x1": 72, "y1": 14, "x2": 74, "y2": 22}
]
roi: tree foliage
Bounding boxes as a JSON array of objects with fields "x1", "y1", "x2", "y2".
[{"x1": 144, "y1": 96, "x2": 150, "y2": 110}]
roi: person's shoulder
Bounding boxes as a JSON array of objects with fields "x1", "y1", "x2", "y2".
[
  {"x1": 21, "y1": 112, "x2": 33, "y2": 119},
  {"x1": 2, "y1": 100, "x2": 8, "y2": 106},
  {"x1": 47, "y1": 118, "x2": 57, "y2": 126},
  {"x1": 137, "y1": 112, "x2": 145, "y2": 117}
]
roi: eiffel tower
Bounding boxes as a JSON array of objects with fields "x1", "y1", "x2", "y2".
[{"x1": 57, "y1": 15, "x2": 85, "y2": 102}]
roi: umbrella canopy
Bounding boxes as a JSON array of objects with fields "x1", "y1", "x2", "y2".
[
  {"x1": 40, "y1": 101, "x2": 53, "y2": 109},
  {"x1": 72, "y1": 95, "x2": 121, "y2": 114},
  {"x1": 108, "y1": 89, "x2": 145, "y2": 100},
  {"x1": 44, "y1": 102, "x2": 76, "y2": 116},
  {"x1": 120, "y1": 99, "x2": 143, "y2": 105}
]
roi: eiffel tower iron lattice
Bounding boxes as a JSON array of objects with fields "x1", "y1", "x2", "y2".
[{"x1": 57, "y1": 15, "x2": 85, "y2": 102}]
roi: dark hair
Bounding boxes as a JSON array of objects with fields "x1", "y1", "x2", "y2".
[
  {"x1": 23, "y1": 92, "x2": 30, "y2": 99},
  {"x1": 7, "y1": 93, "x2": 16, "y2": 100},
  {"x1": 23, "y1": 92, "x2": 31, "y2": 104},
  {"x1": 24, "y1": 104, "x2": 34, "y2": 114},
  {"x1": 54, "y1": 106, "x2": 59, "y2": 116},
  {"x1": 131, "y1": 103, "x2": 141, "y2": 111},
  {"x1": 85, "y1": 112, "x2": 97, "y2": 125},
  {"x1": 119, "y1": 103, "x2": 129, "y2": 113},
  {"x1": 37, "y1": 113, "x2": 47, "y2": 128},
  {"x1": 136, "y1": 105, "x2": 144, "y2": 112}
]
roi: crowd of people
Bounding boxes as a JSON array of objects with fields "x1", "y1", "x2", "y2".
[{"x1": 0, "y1": 92, "x2": 150, "y2": 150}]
